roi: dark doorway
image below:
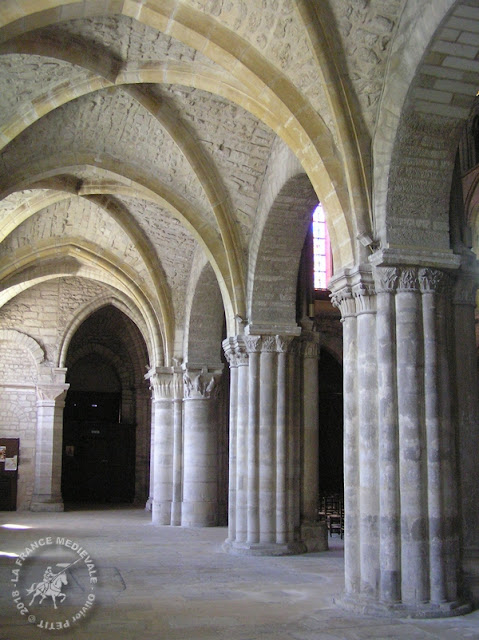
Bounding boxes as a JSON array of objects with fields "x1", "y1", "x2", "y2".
[
  {"x1": 62, "y1": 354, "x2": 135, "y2": 504},
  {"x1": 317, "y1": 350, "x2": 343, "y2": 495}
]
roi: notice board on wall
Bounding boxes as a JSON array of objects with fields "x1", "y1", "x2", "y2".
[{"x1": 0, "y1": 438, "x2": 19, "y2": 510}]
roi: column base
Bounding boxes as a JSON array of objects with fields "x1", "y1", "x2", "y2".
[
  {"x1": 334, "y1": 593, "x2": 472, "y2": 619},
  {"x1": 223, "y1": 538, "x2": 307, "y2": 556},
  {"x1": 30, "y1": 496, "x2": 64, "y2": 512},
  {"x1": 300, "y1": 520, "x2": 328, "y2": 552}
]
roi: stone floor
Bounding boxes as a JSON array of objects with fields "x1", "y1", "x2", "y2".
[{"x1": 1, "y1": 506, "x2": 479, "y2": 639}]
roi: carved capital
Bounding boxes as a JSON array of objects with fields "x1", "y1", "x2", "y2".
[
  {"x1": 36, "y1": 384, "x2": 69, "y2": 405},
  {"x1": 148, "y1": 368, "x2": 175, "y2": 401},
  {"x1": 374, "y1": 266, "x2": 399, "y2": 293},
  {"x1": 223, "y1": 336, "x2": 248, "y2": 366},
  {"x1": 275, "y1": 335, "x2": 295, "y2": 353},
  {"x1": 183, "y1": 367, "x2": 222, "y2": 399},
  {"x1": 244, "y1": 335, "x2": 262, "y2": 353},
  {"x1": 352, "y1": 281, "x2": 376, "y2": 313},
  {"x1": 397, "y1": 267, "x2": 419, "y2": 292},
  {"x1": 330, "y1": 286, "x2": 356, "y2": 319},
  {"x1": 418, "y1": 268, "x2": 449, "y2": 294},
  {"x1": 259, "y1": 335, "x2": 278, "y2": 353}
]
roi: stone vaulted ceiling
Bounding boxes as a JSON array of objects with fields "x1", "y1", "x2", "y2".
[{"x1": 0, "y1": 0, "x2": 409, "y2": 364}]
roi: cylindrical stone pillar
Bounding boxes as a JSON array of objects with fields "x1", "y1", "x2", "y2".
[
  {"x1": 331, "y1": 285, "x2": 360, "y2": 595},
  {"x1": 147, "y1": 368, "x2": 175, "y2": 526},
  {"x1": 245, "y1": 336, "x2": 260, "y2": 544},
  {"x1": 223, "y1": 339, "x2": 239, "y2": 542},
  {"x1": 374, "y1": 267, "x2": 401, "y2": 604},
  {"x1": 236, "y1": 355, "x2": 249, "y2": 542},
  {"x1": 259, "y1": 338, "x2": 276, "y2": 544},
  {"x1": 419, "y1": 268, "x2": 448, "y2": 604},
  {"x1": 355, "y1": 282, "x2": 379, "y2": 597},
  {"x1": 396, "y1": 268, "x2": 428, "y2": 605},
  {"x1": 145, "y1": 399, "x2": 155, "y2": 512},
  {"x1": 171, "y1": 389, "x2": 183, "y2": 526},
  {"x1": 152, "y1": 397, "x2": 174, "y2": 525},
  {"x1": 181, "y1": 367, "x2": 222, "y2": 527}
]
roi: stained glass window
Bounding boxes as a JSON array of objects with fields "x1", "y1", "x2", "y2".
[{"x1": 312, "y1": 203, "x2": 332, "y2": 290}]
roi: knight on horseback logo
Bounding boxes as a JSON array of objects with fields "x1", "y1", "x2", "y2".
[{"x1": 11, "y1": 536, "x2": 97, "y2": 631}]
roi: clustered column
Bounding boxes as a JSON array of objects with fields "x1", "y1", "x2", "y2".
[
  {"x1": 223, "y1": 333, "x2": 305, "y2": 555},
  {"x1": 330, "y1": 263, "x2": 470, "y2": 617},
  {"x1": 147, "y1": 364, "x2": 222, "y2": 527}
]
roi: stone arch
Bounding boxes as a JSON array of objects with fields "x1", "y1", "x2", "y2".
[
  {"x1": 248, "y1": 173, "x2": 318, "y2": 333},
  {"x1": 58, "y1": 294, "x2": 153, "y2": 372},
  {"x1": 0, "y1": 328, "x2": 45, "y2": 365},
  {"x1": 0, "y1": 240, "x2": 163, "y2": 366},
  {"x1": 0, "y1": 160, "x2": 237, "y2": 338},
  {"x1": 374, "y1": 0, "x2": 477, "y2": 251},
  {"x1": 0, "y1": 0, "x2": 359, "y2": 271},
  {"x1": 184, "y1": 256, "x2": 225, "y2": 367}
]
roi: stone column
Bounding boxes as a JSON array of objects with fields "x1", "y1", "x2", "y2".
[
  {"x1": 245, "y1": 335, "x2": 260, "y2": 544},
  {"x1": 181, "y1": 365, "x2": 223, "y2": 527},
  {"x1": 171, "y1": 365, "x2": 184, "y2": 526},
  {"x1": 134, "y1": 383, "x2": 150, "y2": 505},
  {"x1": 331, "y1": 280, "x2": 360, "y2": 595},
  {"x1": 223, "y1": 338, "x2": 240, "y2": 543},
  {"x1": 31, "y1": 371, "x2": 69, "y2": 512},
  {"x1": 332, "y1": 261, "x2": 470, "y2": 617},
  {"x1": 299, "y1": 331, "x2": 327, "y2": 551},
  {"x1": 223, "y1": 332, "x2": 305, "y2": 556},
  {"x1": 147, "y1": 368, "x2": 175, "y2": 526},
  {"x1": 374, "y1": 267, "x2": 401, "y2": 604},
  {"x1": 396, "y1": 268, "x2": 429, "y2": 605},
  {"x1": 453, "y1": 267, "x2": 479, "y2": 551},
  {"x1": 145, "y1": 399, "x2": 155, "y2": 512}
]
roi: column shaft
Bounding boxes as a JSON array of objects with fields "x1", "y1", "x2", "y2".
[
  {"x1": 259, "y1": 348, "x2": 276, "y2": 544},
  {"x1": 376, "y1": 274, "x2": 401, "y2": 604},
  {"x1": 171, "y1": 398, "x2": 183, "y2": 526},
  {"x1": 247, "y1": 348, "x2": 260, "y2": 543},
  {"x1": 152, "y1": 398, "x2": 173, "y2": 525},
  {"x1": 396, "y1": 279, "x2": 428, "y2": 604},
  {"x1": 182, "y1": 397, "x2": 218, "y2": 526}
]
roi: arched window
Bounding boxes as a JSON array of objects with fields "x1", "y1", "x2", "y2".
[{"x1": 312, "y1": 203, "x2": 333, "y2": 290}]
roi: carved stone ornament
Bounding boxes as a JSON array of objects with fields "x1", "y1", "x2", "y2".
[
  {"x1": 374, "y1": 266, "x2": 399, "y2": 293},
  {"x1": 418, "y1": 268, "x2": 447, "y2": 294},
  {"x1": 260, "y1": 336, "x2": 277, "y2": 353},
  {"x1": 398, "y1": 267, "x2": 419, "y2": 291},
  {"x1": 223, "y1": 337, "x2": 248, "y2": 366},
  {"x1": 275, "y1": 335, "x2": 295, "y2": 353},
  {"x1": 352, "y1": 281, "x2": 376, "y2": 313},
  {"x1": 330, "y1": 286, "x2": 356, "y2": 319},
  {"x1": 149, "y1": 372, "x2": 174, "y2": 401},
  {"x1": 36, "y1": 384, "x2": 69, "y2": 404},
  {"x1": 244, "y1": 335, "x2": 262, "y2": 354},
  {"x1": 183, "y1": 370, "x2": 220, "y2": 399}
]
